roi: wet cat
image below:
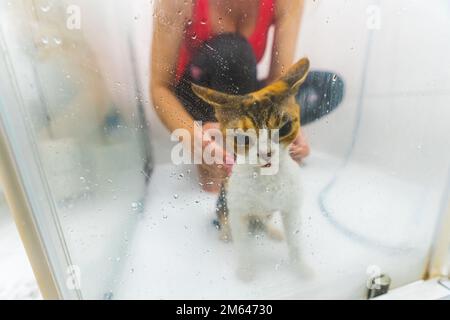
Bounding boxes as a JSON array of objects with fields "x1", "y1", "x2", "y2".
[{"x1": 192, "y1": 58, "x2": 311, "y2": 280}]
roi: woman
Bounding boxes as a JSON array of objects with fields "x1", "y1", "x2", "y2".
[{"x1": 151, "y1": 0, "x2": 343, "y2": 193}]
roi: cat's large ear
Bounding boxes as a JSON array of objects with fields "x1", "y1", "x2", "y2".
[
  {"x1": 281, "y1": 57, "x2": 310, "y2": 93},
  {"x1": 191, "y1": 83, "x2": 242, "y2": 108}
]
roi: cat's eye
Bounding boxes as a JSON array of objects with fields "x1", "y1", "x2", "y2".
[{"x1": 279, "y1": 120, "x2": 293, "y2": 137}]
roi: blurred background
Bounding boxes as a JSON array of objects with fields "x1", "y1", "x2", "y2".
[{"x1": 0, "y1": 0, "x2": 449, "y2": 299}]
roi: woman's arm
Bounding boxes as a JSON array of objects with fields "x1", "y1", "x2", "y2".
[{"x1": 150, "y1": 0, "x2": 199, "y2": 137}]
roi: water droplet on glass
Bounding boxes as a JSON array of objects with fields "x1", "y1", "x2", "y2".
[{"x1": 173, "y1": 194, "x2": 179, "y2": 200}]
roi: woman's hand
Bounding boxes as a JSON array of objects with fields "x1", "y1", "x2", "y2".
[{"x1": 289, "y1": 129, "x2": 310, "y2": 163}]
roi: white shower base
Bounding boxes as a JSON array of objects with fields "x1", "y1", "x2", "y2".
[{"x1": 113, "y1": 151, "x2": 438, "y2": 299}]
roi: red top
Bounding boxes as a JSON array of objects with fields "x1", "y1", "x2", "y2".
[{"x1": 176, "y1": 0, "x2": 276, "y2": 82}]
